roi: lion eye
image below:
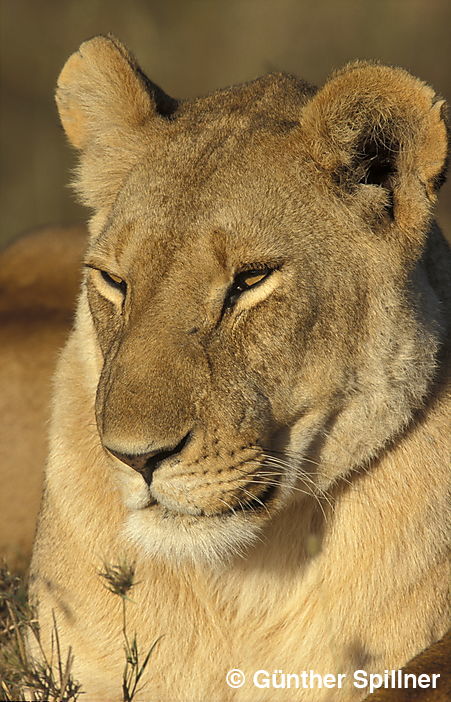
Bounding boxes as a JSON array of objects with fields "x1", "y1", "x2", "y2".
[
  {"x1": 234, "y1": 269, "x2": 272, "y2": 292},
  {"x1": 225, "y1": 268, "x2": 273, "y2": 309},
  {"x1": 100, "y1": 270, "x2": 127, "y2": 293}
]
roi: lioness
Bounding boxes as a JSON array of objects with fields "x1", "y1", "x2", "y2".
[{"x1": 28, "y1": 36, "x2": 450, "y2": 701}]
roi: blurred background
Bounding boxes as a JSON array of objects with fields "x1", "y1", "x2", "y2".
[{"x1": 1, "y1": 0, "x2": 450, "y2": 246}]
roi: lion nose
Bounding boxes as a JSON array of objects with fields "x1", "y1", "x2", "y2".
[{"x1": 105, "y1": 431, "x2": 192, "y2": 485}]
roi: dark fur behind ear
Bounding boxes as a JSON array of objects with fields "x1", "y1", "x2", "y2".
[
  {"x1": 302, "y1": 61, "x2": 448, "y2": 252},
  {"x1": 333, "y1": 121, "x2": 399, "y2": 219}
]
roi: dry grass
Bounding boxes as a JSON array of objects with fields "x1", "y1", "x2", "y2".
[
  {"x1": 98, "y1": 562, "x2": 161, "y2": 702},
  {"x1": 0, "y1": 562, "x2": 159, "y2": 701},
  {"x1": 0, "y1": 563, "x2": 82, "y2": 701}
]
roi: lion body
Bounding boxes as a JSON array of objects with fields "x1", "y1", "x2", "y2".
[
  {"x1": 0, "y1": 225, "x2": 85, "y2": 568},
  {"x1": 24, "y1": 37, "x2": 450, "y2": 701},
  {"x1": 32, "y1": 327, "x2": 450, "y2": 701}
]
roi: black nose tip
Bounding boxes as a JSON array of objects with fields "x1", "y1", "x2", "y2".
[{"x1": 106, "y1": 432, "x2": 191, "y2": 485}]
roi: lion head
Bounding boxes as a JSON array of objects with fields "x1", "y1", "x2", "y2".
[{"x1": 55, "y1": 36, "x2": 448, "y2": 563}]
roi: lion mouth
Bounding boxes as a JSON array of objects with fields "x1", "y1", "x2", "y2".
[
  {"x1": 213, "y1": 482, "x2": 278, "y2": 516},
  {"x1": 143, "y1": 480, "x2": 278, "y2": 519}
]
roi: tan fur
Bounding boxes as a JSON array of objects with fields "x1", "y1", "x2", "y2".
[
  {"x1": 28, "y1": 36, "x2": 450, "y2": 701},
  {"x1": 0, "y1": 225, "x2": 85, "y2": 569}
]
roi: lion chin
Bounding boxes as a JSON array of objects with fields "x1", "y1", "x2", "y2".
[
  {"x1": 124, "y1": 507, "x2": 264, "y2": 567},
  {"x1": 118, "y1": 467, "x2": 286, "y2": 566}
]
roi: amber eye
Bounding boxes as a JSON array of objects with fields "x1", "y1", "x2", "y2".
[
  {"x1": 226, "y1": 268, "x2": 273, "y2": 308},
  {"x1": 100, "y1": 271, "x2": 127, "y2": 293},
  {"x1": 100, "y1": 270, "x2": 127, "y2": 294},
  {"x1": 235, "y1": 270, "x2": 269, "y2": 289}
]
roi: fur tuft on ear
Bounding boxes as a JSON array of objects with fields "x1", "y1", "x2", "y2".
[
  {"x1": 302, "y1": 61, "x2": 448, "y2": 246},
  {"x1": 55, "y1": 35, "x2": 177, "y2": 209},
  {"x1": 56, "y1": 35, "x2": 152, "y2": 150}
]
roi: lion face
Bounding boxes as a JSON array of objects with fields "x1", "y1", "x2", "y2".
[
  {"x1": 85, "y1": 141, "x2": 331, "y2": 561},
  {"x1": 57, "y1": 37, "x2": 447, "y2": 563}
]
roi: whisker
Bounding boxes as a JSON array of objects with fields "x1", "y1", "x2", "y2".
[
  {"x1": 261, "y1": 446, "x2": 323, "y2": 468},
  {"x1": 232, "y1": 455, "x2": 335, "y2": 515},
  {"x1": 245, "y1": 476, "x2": 330, "y2": 524},
  {"x1": 218, "y1": 497, "x2": 237, "y2": 517},
  {"x1": 256, "y1": 444, "x2": 359, "y2": 494},
  {"x1": 265, "y1": 457, "x2": 334, "y2": 510},
  {"x1": 241, "y1": 488, "x2": 271, "y2": 517},
  {"x1": 259, "y1": 456, "x2": 335, "y2": 512}
]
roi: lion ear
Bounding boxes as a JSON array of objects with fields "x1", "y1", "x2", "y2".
[
  {"x1": 302, "y1": 61, "x2": 448, "y2": 251},
  {"x1": 56, "y1": 35, "x2": 177, "y2": 207}
]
